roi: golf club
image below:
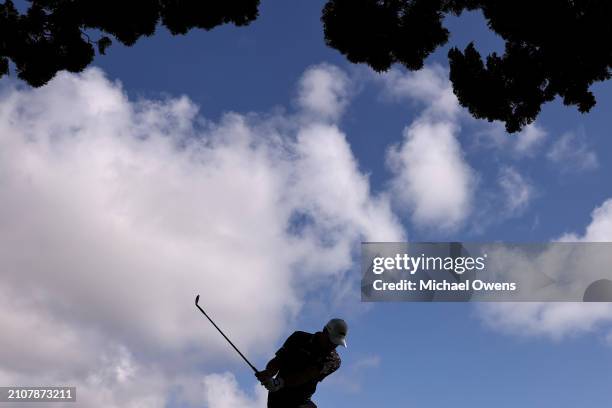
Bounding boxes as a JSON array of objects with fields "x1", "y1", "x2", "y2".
[{"x1": 194, "y1": 294, "x2": 259, "y2": 373}]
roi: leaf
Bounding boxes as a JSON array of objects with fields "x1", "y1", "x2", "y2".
[
  {"x1": 97, "y1": 36, "x2": 112, "y2": 55},
  {"x1": 0, "y1": 57, "x2": 8, "y2": 77}
]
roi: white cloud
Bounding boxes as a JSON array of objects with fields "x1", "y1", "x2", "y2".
[
  {"x1": 296, "y1": 63, "x2": 351, "y2": 122},
  {"x1": 379, "y1": 67, "x2": 547, "y2": 233},
  {"x1": 547, "y1": 131, "x2": 599, "y2": 172},
  {"x1": 387, "y1": 120, "x2": 476, "y2": 231},
  {"x1": 474, "y1": 122, "x2": 547, "y2": 157},
  {"x1": 378, "y1": 64, "x2": 459, "y2": 120},
  {"x1": 498, "y1": 166, "x2": 533, "y2": 214},
  {"x1": 477, "y1": 302, "x2": 612, "y2": 341},
  {"x1": 0, "y1": 66, "x2": 404, "y2": 406},
  {"x1": 477, "y1": 198, "x2": 612, "y2": 341},
  {"x1": 379, "y1": 66, "x2": 477, "y2": 231},
  {"x1": 559, "y1": 199, "x2": 612, "y2": 242},
  {"x1": 202, "y1": 373, "x2": 267, "y2": 408},
  {"x1": 514, "y1": 124, "x2": 547, "y2": 155}
]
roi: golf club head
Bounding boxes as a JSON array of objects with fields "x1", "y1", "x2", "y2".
[{"x1": 195, "y1": 294, "x2": 200, "y2": 305}]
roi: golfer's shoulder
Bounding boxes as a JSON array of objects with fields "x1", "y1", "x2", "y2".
[{"x1": 285, "y1": 330, "x2": 313, "y2": 345}]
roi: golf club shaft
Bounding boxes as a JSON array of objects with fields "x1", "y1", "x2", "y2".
[{"x1": 195, "y1": 295, "x2": 259, "y2": 373}]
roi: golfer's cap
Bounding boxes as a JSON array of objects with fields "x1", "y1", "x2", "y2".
[{"x1": 324, "y1": 318, "x2": 348, "y2": 348}]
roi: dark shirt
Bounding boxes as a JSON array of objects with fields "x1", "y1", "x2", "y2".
[{"x1": 268, "y1": 331, "x2": 341, "y2": 406}]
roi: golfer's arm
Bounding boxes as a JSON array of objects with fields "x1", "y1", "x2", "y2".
[{"x1": 265, "y1": 357, "x2": 281, "y2": 374}]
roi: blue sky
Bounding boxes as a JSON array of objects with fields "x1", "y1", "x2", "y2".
[{"x1": 2, "y1": 1, "x2": 612, "y2": 408}]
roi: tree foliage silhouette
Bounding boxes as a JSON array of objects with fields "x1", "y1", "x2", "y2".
[
  {"x1": 322, "y1": 0, "x2": 612, "y2": 132},
  {"x1": 2, "y1": 1, "x2": 611, "y2": 133},
  {"x1": 0, "y1": 0, "x2": 259, "y2": 87}
]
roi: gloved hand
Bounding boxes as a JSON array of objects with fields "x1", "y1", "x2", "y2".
[{"x1": 262, "y1": 377, "x2": 284, "y2": 392}]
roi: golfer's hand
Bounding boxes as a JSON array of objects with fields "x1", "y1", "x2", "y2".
[
  {"x1": 255, "y1": 369, "x2": 274, "y2": 382},
  {"x1": 262, "y1": 377, "x2": 284, "y2": 392}
]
